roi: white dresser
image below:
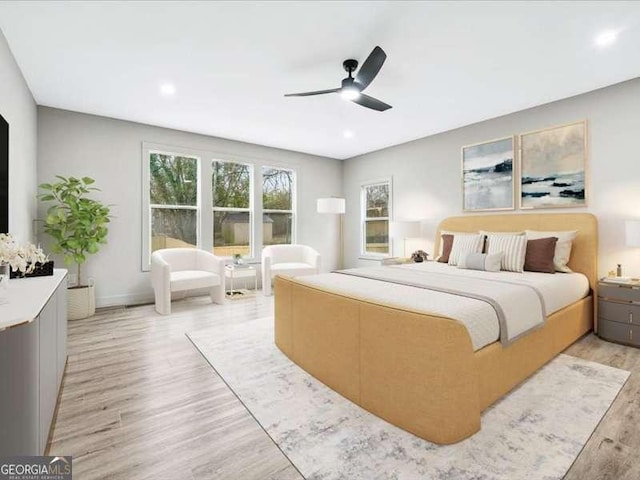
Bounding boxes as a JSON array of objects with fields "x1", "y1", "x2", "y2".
[{"x1": 0, "y1": 269, "x2": 68, "y2": 455}]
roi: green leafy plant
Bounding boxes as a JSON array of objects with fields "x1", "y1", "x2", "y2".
[{"x1": 38, "y1": 176, "x2": 111, "y2": 286}]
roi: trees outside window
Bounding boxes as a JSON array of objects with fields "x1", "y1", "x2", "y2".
[
  {"x1": 262, "y1": 167, "x2": 294, "y2": 246},
  {"x1": 149, "y1": 153, "x2": 199, "y2": 253},
  {"x1": 362, "y1": 181, "x2": 391, "y2": 255},
  {"x1": 212, "y1": 160, "x2": 252, "y2": 257},
  {"x1": 143, "y1": 146, "x2": 297, "y2": 268}
]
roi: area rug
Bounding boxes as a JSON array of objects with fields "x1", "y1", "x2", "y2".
[{"x1": 187, "y1": 317, "x2": 629, "y2": 480}]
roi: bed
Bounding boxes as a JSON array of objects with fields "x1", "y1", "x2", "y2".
[{"x1": 274, "y1": 213, "x2": 597, "y2": 444}]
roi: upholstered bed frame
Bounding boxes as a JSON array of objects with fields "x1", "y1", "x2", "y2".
[{"x1": 274, "y1": 213, "x2": 597, "y2": 444}]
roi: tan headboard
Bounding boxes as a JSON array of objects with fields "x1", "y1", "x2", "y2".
[{"x1": 435, "y1": 213, "x2": 598, "y2": 291}]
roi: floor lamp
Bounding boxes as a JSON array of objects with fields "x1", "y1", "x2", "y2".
[{"x1": 317, "y1": 197, "x2": 346, "y2": 269}]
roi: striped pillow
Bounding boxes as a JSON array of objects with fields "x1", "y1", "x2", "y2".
[
  {"x1": 448, "y1": 234, "x2": 485, "y2": 266},
  {"x1": 486, "y1": 234, "x2": 527, "y2": 272}
]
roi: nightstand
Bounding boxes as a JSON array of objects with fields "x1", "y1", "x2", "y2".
[{"x1": 598, "y1": 281, "x2": 640, "y2": 348}]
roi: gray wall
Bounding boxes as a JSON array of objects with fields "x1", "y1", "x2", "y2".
[
  {"x1": 343, "y1": 77, "x2": 640, "y2": 277},
  {"x1": 37, "y1": 107, "x2": 342, "y2": 307},
  {"x1": 0, "y1": 30, "x2": 37, "y2": 242}
]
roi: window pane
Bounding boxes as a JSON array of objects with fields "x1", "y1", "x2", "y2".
[
  {"x1": 366, "y1": 184, "x2": 389, "y2": 218},
  {"x1": 263, "y1": 167, "x2": 292, "y2": 210},
  {"x1": 150, "y1": 153, "x2": 197, "y2": 206},
  {"x1": 263, "y1": 212, "x2": 293, "y2": 246},
  {"x1": 365, "y1": 220, "x2": 389, "y2": 254},
  {"x1": 213, "y1": 210, "x2": 251, "y2": 257},
  {"x1": 151, "y1": 208, "x2": 197, "y2": 252},
  {"x1": 212, "y1": 161, "x2": 251, "y2": 208}
]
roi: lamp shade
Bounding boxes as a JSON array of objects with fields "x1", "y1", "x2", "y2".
[
  {"x1": 389, "y1": 221, "x2": 421, "y2": 239},
  {"x1": 317, "y1": 197, "x2": 345, "y2": 214},
  {"x1": 626, "y1": 220, "x2": 640, "y2": 247}
]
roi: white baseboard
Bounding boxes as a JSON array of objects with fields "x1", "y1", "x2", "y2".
[
  {"x1": 95, "y1": 287, "x2": 238, "y2": 309},
  {"x1": 96, "y1": 291, "x2": 154, "y2": 308}
]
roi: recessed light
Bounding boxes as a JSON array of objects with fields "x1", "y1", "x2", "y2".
[
  {"x1": 594, "y1": 30, "x2": 618, "y2": 48},
  {"x1": 343, "y1": 130, "x2": 354, "y2": 139},
  {"x1": 160, "y1": 83, "x2": 176, "y2": 96}
]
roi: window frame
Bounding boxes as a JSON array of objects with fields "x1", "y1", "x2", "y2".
[
  {"x1": 142, "y1": 142, "x2": 299, "y2": 271},
  {"x1": 360, "y1": 178, "x2": 393, "y2": 259},
  {"x1": 262, "y1": 165, "x2": 297, "y2": 248},
  {"x1": 142, "y1": 145, "x2": 202, "y2": 271},
  {"x1": 211, "y1": 158, "x2": 254, "y2": 259}
]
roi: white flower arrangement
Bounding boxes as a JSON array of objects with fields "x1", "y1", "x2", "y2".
[{"x1": 0, "y1": 233, "x2": 48, "y2": 274}]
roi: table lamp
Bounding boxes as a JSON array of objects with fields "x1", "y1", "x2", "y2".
[
  {"x1": 389, "y1": 221, "x2": 421, "y2": 258},
  {"x1": 626, "y1": 220, "x2": 640, "y2": 249}
]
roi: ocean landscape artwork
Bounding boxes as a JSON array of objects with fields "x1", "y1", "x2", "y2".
[
  {"x1": 520, "y1": 121, "x2": 586, "y2": 209},
  {"x1": 462, "y1": 136, "x2": 514, "y2": 211}
]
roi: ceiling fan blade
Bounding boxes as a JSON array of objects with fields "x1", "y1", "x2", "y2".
[
  {"x1": 354, "y1": 46, "x2": 387, "y2": 90},
  {"x1": 284, "y1": 88, "x2": 339, "y2": 97},
  {"x1": 351, "y1": 93, "x2": 392, "y2": 112}
]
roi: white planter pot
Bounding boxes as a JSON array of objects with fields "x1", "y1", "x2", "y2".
[{"x1": 68, "y1": 285, "x2": 96, "y2": 320}]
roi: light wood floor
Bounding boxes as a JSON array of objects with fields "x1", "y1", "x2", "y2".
[{"x1": 49, "y1": 295, "x2": 640, "y2": 480}]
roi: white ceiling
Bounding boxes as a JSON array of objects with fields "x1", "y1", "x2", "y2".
[{"x1": 1, "y1": 1, "x2": 639, "y2": 160}]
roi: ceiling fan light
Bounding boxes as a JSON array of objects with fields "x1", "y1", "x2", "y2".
[{"x1": 340, "y1": 87, "x2": 360, "y2": 100}]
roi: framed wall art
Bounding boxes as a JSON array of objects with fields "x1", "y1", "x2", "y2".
[
  {"x1": 462, "y1": 136, "x2": 515, "y2": 212},
  {"x1": 519, "y1": 120, "x2": 587, "y2": 209}
]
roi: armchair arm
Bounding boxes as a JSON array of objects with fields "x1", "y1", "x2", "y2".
[
  {"x1": 196, "y1": 250, "x2": 225, "y2": 277},
  {"x1": 151, "y1": 253, "x2": 171, "y2": 291},
  {"x1": 304, "y1": 247, "x2": 321, "y2": 270},
  {"x1": 262, "y1": 253, "x2": 272, "y2": 295},
  {"x1": 262, "y1": 254, "x2": 272, "y2": 274}
]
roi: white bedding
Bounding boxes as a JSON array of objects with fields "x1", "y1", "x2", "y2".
[{"x1": 293, "y1": 262, "x2": 589, "y2": 351}]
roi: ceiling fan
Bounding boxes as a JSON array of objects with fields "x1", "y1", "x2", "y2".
[{"x1": 284, "y1": 46, "x2": 392, "y2": 112}]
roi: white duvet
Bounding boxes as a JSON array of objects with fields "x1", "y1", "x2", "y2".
[{"x1": 294, "y1": 262, "x2": 589, "y2": 351}]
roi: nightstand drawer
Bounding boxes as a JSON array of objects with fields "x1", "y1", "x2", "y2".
[
  {"x1": 599, "y1": 283, "x2": 640, "y2": 303},
  {"x1": 598, "y1": 300, "x2": 640, "y2": 325},
  {"x1": 598, "y1": 318, "x2": 639, "y2": 347}
]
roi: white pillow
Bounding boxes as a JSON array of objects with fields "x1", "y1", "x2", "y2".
[
  {"x1": 448, "y1": 234, "x2": 485, "y2": 266},
  {"x1": 486, "y1": 234, "x2": 527, "y2": 272},
  {"x1": 437, "y1": 230, "x2": 476, "y2": 257},
  {"x1": 525, "y1": 230, "x2": 577, "y2": 273},
  {"x1": 458, "y1": 252, "x2": 503, "y2": 272}
]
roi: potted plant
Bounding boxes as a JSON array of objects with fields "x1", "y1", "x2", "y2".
[
  {"x1": 38, "y1": 176, "x2": 111, "y2": 320},
  {"x1": 411, "y1": 250, "x2": 429, "y2": 263}
]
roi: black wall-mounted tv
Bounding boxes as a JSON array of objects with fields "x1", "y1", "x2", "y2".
[{"x1": 0, "y1": 113, "x2": 8, "y2": 234}]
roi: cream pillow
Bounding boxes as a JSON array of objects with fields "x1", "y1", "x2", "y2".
[
  {"x1": 525, "y1": 230, "x2": 577, "y2": 273},
  {"x1": 486, "y1": 234, "x2": 527, "y2": 272},
  {"x1": 437, "y1": 230, "x2": 476, "y2": 258},
  {"x1": 481, "y1": 230, "x2": 525, "y2": 253},
  {"x1": 479, "y1": 230, "x2": 525, "y2": 236},
  {"x1": 448, "y1": 234, "x2": 485, "y2": 266}
]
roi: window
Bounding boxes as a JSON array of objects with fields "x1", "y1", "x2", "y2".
[
  {"x1": 212, "y1": 160, "x2": 252, "y2": 257},
  {"x1": 142, "y1": 143, "x2": 298, "y2": 269},
  {"x1": 362, "y1": 180, "x2": 391, "y2": 256},
  {"x1": 149, "y1": 152, "x2": 199, "y2": 254},
  {"x1": 262, "y1": 167, "x2": 295, "y2": 246}
]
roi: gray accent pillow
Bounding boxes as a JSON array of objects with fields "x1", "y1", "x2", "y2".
[{"x1": 458, "y1": 252, "x2": 503, "y2": 272}]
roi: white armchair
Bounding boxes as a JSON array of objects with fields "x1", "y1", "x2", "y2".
[
  {"x1": 151, "y1": 248, "x2": 226, "y2": 315},
  {"x1": 262, "y1": 244, "x2": 320, "y2": 296}
]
